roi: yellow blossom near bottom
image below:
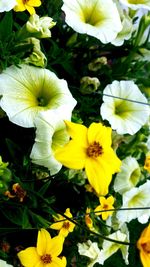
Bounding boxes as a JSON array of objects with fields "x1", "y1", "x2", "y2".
[
  {"x1": 50, "y1": 208, "x2": 75, "y2": 238},
  {"x1": 137, "y1": 224, "x2": 150, "y2": 267},
  {"x1": 94, "y1": 196, "x2": 115, "y2": 220},
  {"x1": 17, "y1": 228, "x2": 66, "y2": 267}
]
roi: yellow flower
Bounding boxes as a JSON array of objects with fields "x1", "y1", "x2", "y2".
[
  {"x1": 14, "y1": 0, "x2": 41, "y2": 15},
  {"x1": 85, "y1": 207, "x2": 97, "y2": 233},
  {"x1": 50, "y1": 208, "x2": 75, "y2": 238},
  {"x1": 55, "y1": 121, "x2": 121, "y2": 196},
  {"x1": 17, "y1": 228, "x2": 66, "y2": 267},
  {"x1": 144, "y1": 155, "x2": 150, "y2": 173},
  {"x1": 137, "y1": 224, "x2": 150, "y2": 267},
  {"x1": 94, "y1": 196, "x2": 115, "y2": 220}
]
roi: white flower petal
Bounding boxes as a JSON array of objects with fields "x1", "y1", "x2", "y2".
[
  {"x1": 112, "y1": 3, "x2": 133, "y2": 46},
  {"x1": 30, "y1": 109, "x2": 69, "y2": 175},
  {"x1": 114, "y1": 156, "x2": 141, "y2": 194},
  {"x1": 120, "y1": 0, "x2": 150, "y2": 10},
  {"x1": 62, "y1": 0, "x2": 122, "y2": 43},
  {"x1": 0, "y1": 260, "x2": 13, "y2": 267},
  {"x1": 0, "y1": 0, "x2": 16, "y2": 12},
  {"x1": 99, "y1": 230, "x2": 127, "y2": 264},
  {"x1": 117, "y1": 180, "x2": 150, "y2": 224}
]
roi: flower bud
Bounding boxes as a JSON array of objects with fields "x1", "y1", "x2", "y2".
[
  {"x1": 26, "y1": 14, "x2": 56, "y2": 38},
  {"x1": 80, "y1": 76, "x2": 100, "y2": 95}
]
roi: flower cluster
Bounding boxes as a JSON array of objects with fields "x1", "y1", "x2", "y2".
[{"x1": 0, "y1": 0, "x2": 150, "y2": 267}]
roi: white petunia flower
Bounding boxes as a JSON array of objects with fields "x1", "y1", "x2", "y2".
[
  {"x1": 0, "y1": 64, "x2": 76, "y2": 128},
  {"x1": 78, "y1": 240, "x2": 102, "y2": 267},
  {"x1": 0, "y1": 259, "x2": 13, "y2": 267},
  {"x1": 100, "y1": 80, "x2": 150, "y2": 135},
  {"x1": 62, "y1": 0, "x2": 122, "y2": 44},
  {"x1": 99, "y1": 230, "x2": 129, "y2": 265},
  {"x1": 114, "y1": 156, "x2": 141, "y2": 194},
  {"x1": 0, "y1": 0, "x2": 16, "y2": 12},
  {"x1": 119, "y1": 0, "x2": 150, "y2": 10},
  {"x1": 117, "y1": 180, "x2": 150, "y2": 224},
  {"x1": 30, "y1": 110, "x2": 70, "y2": 175}
]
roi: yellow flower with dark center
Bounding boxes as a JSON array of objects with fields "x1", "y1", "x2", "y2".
[
  {"x1": 94, "y1": 196, "x2": 115, "y2": 220},
  {"x1": 137, "y1": 224, "x2": 150, "y2": 267},
  {"x1": 55, "y1": 121, "x2": 121, "y2": 196},
  {"x1": 144, "y1": 155, "x2": 150, "y2": 173},
  {"x1": 50, "y1": 208, "x2": 75, "y2": 238},
  {"x1": 17, "y1": 229, "x2": 66, "y2": 267},
  {"x1": 14, "y1": 0, "x2": 41, "y2": 15}
]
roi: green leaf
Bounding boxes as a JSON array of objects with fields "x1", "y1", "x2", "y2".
[
  {"x1": 29, "y1": 211, "x2": 50, "y2": 228},
  {"x1": 0, "y1": 205, "x2": 24, "y2": 226},
  {"x1": 38, "y1": 180, "x2": 51, "y2": 196},
  {"x1": 0, "y1": 12, "x2": 13, "y2": 41},
  {"x1": 5, "y1": 138, "x2": 22, "y2": 164},
  {"x1": 22, "y1": 207, "x2": 32, "y2": 229}
]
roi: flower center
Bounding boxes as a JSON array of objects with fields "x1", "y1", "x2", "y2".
[
  {"x1": 87, "y1": 141, "x2": 103, "y2": 158},
  {"x1": 37, "y1": 96, "x2": 49, "y2": 107},
  {"x1": 63, "y1": 221, "x2": 70, "y2": 229},
  {"x1": 128, "y1": 0, "x2": 145, "y2": 4},
  {"x1": 103, "y1": 204, "x2": 108, "y2": 210},
  {"x1": 142, "y1": 242, "x2": 150, "y2": 253},
  {"x1": 23, "y1": 0, "x2": 29, "y2": 4},
  {"x1": 41, "y1": 254, "x2": 52, "y2": 264}
]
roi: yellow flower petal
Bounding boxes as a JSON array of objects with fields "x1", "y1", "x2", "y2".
[
  {"x1": 85, "y1": 158, "x2": 112, "y2": 196},
  {"x1": 140, "y1": 251, "x2": 150, "y2": 267},
  {"x1": 37, "y1": 229, "x2": 52, "y2": 256},
  {"x1": 26, "y1": 5, "x2": 35, "y2": 14},
  {"x1": 102, "y1": 148, "x2": 122, "y2": 173},
  {"x1": 28, "y1": 0, "x2": 41, "y2": 7},
  {"x1": 50, "y1": 221, "x2": 63, "y2": 230},
  {"x1": 55, "y1": 140, "x2": 87, "y2": 169},
  {"x1": 18, "y1": 247, "x2": 40, "y2": 267},
  {"x1": 87, "y1": 122, "x2": 112, "y2": 147},
  {"x1": 50, "y1": 236, "x2": 64, "y2": 257},
  {"x1": 59, "y1": 228, "x2": 69, "y2": 238},
  {"x1": 51, "y1": 256, "x2": 67, "y2": 267},
  {"x1": 64, "y1": 208, "x2": 72, "y2": 218},
  {"x1": 65, "y1": 120, "x2": 88, "y2": 147},
  {"x1": 107, "y1": 195, "x2": 115, "y2": 205}
]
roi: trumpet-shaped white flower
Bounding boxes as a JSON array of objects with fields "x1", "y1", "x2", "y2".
[
  {"x1": 100, "y1": 80, "x2": 150, "y2": 135},
  {"x1": 0, "y1": 260, "x2": 13, "y2": 267},
  {"x1": 78, "y1": 240, "x2": 102, "y2": 267},
  {"x1": 0, "y1": 64, "x2": 76, "y2": 128},
  {"x1": 30, "y1": 110, "x2": 70, "y2": 175},
  {"x1": 26, "y1": 14, "x2": 56, "y2": 38},
  {"x1": 62, "y1": 0, "x2": 122, "y2": 44},
  {"x1": 99, "y1": 230, "x2": 129, "y2": 265},
  {"x1": 119, "y1": 0, "x2": 150, "y2": 10},
  {"x1": 114, "y1": 156, "x2": 141, "y2": 194},
  {"x1": 117, "y1": 180, "x2": 150, "y2": 224},
  {"x1": 0, "y1": 0, "x2": 16, "y2": 12}
]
